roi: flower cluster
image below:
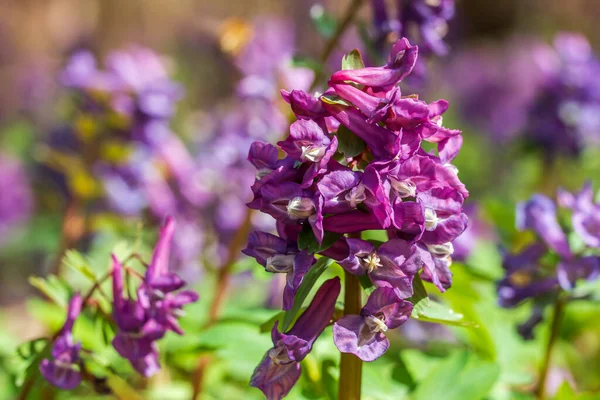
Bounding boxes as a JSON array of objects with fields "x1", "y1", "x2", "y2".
[
  {"x1": 45, "y1": 47, "x2": 204, "y2": 272},
  {"x1": 39, "y1": 217, "x2": 198, "y2": 389},
  {"x1": 245, "y1": 38, "x2": 468, "y2": 398},
  {"x1": 111, "y1": 217, "x2": 198, "y2": 375},
  {"x1": 498, "y1": 185, "x2": 600, "y2": 338},
  {"x1": 448, "y1": 33, "x2": 600, "y2": 153}
]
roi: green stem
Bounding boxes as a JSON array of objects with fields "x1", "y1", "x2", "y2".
[
  {"x1": 536, "y1": 298, "x2": 565, "y2": 400},
  {"x1": 338, "y1": 271, "x2": 363, "y2": 399},
  {"x1": 338, "y1": 233, "x2": 363, "y2": 400}
]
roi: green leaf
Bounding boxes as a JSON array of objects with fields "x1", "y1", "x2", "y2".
[
  {"x1": 341, "y1": 49, "x2": 365, "y2": 70},
  {"x1": 281, "y1": 257, "x2": 334, "y2": 331},
  {"x1": 28, "y1": 275, "x2": 70, "y2": 307},
  {"x1": 410, "y1": 275, "x2": 477, "y2": 328},
  {"x1": 336, "y1": 125, "x2": 366, "y2": 158},
  {"x1": 357, "y1": 274, "x2": 375, "y2": 293},
  {"x1": 320, "y1": 93, "x2": 352, "y2": 107},
  {"x1": 409, "y1": 274, "x2": 428, "y2": 306},
  {"x1": 16, "y1": 338, "x2": 49, "y2": 361},
  {"x1": 63, "y1": 249, "x2": 97, "y2": 282},
  {"x1": 298, "y1": 224, "x2": 342, "y2": 253},
  {"x1": 411, "y1": 351, "x2": 499, "y2": 400},
  {"x1": 411, "y1": 299, "x2": 479, "y2": 328}
]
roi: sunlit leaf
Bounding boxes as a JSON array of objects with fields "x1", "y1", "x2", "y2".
[{"x1": 281, "y1": 257, "x2": 334, "y2": 331}]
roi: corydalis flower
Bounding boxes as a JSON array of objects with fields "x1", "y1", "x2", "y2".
[
  {"x1": 40, "y1": 294, "x2": 83, "y2": 390},
  {"x1": 250, "y1": 277, "x2": 340, "y2": 400},
  {"x1": 242, "y1": 231, "x2": 314, "y2": 310},
  {"x1": 111, "y1": 217, "x2": 198, "y2": 376},
  {"x1": 333, "y1": 287, "x2": 412, "y2": 361}
]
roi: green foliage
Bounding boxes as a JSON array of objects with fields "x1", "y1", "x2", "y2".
[
  {"x1": 298, "y1": 224, "x2": 342, "y2": 254},
  {"x1": 281, "y1": 257, "x2": 334, "y2": 331},
  {"x1": 341, "y1": 49, "x2": 365, "y2": 70},
  {"x1": 336, "y1": 125, "x2": 366, "y2": 158}
]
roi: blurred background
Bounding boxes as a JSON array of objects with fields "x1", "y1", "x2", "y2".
[{"x1": 2, "y1": 0, "x2": 600, "y2": 399}]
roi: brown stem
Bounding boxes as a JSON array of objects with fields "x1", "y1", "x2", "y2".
[
  {"x1": 535, "y1": 298, "x2": 565, "y2": 400},
  {"x1": 206, "y1": 209, "x2": 254, "y2": 325},
  {"x1": 51, "y1": 198, "x2": 86, "y2": 276},
  {"x1": 338, "y1": 232, "x2": 363, "y2": 400},
  {"x1": 309, "y1": 0, "x2": 365, "y2": 91}
]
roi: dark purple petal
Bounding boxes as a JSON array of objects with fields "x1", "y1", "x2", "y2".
[
  {"x1": 557, "y1": 256, "x2": 600, "y2": 291},
  {"x1": 40, "y1": 359, "x2": 82, "y2": 390},
  {"x1": 361, "y1": 287, "x2": 413, "y2": 329},
  {"x1": 250, "y1": 353, "x2": 301, "y2": 400},
  {"x1": 338, "y1": 239, "x2": 375, "y2": 275},
  {"x1": 243, "y1": 231, "x2": 289, "y2": 266},
  {"x1": 333, "y1": 315, "x2": 389, "y2": 362}
]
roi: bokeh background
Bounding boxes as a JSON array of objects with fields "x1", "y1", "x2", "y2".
[{"x1": 2, "y1": 0, "x2": 600, "y2": 399}]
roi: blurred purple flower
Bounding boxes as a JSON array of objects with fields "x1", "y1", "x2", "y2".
[
  {"x1": 0, "y1": 154, "x2": 33, "y2": 243},
  {"x1": 40, "y1": 294, "x2": 83, "y2": 390}
]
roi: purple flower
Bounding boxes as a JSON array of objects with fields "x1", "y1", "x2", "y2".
[
  {"x1": 278, "y1": 119, "x2": 338, "y2": 187},
  {"x1": 322, "y1": 103, "x2": 400, "y2": 160},
  {"x1": 333, "y1": 287, "x2": 412, "y2": 361},
  {"x1": 40, "y1": 294, "x2": 83, "y2": 390},
  {"x1": 250, "y1": 277, "x2": 340, "y2": 399},
  {"x1": 250, "y1": 182, "x2": 324, "y2": 243},
  {"x1": 330, "y1": 38, "x2": 418, "y2": 92},
  {"x1": 497, "y1": 244, "x2": 558, "y2": 308},
  {"x1": 558, "y1": 182, "x2": 600, "y2": 248},
  {"x1": 111, "y1": 218, "x2": 198, "y2": 376},
  {"x1": 337, "y1": 238, "x2": 420, "y2": 298},
  {"x1": 516, "y1": 195, "x2": 571, "y2": 259},
  {"x1": 243, "y1": 231, "x2": 315, "y2": 310}
]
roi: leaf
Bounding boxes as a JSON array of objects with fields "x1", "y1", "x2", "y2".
[
  {"x1": 298, "y1": 224, "x2": 342, "y2": 254},
  {"x1": 16, "y1": 338, "x2": 49, "y2": 361},
  {"x1": 320, "y1": 93, "x2": 352, "y2": 107},
  {"x1": 357, "y1": 274, "x2": 375, "y2": 293},
  {"x1": 411, "y1": 299, "x2": 479, "y2": 328},
  {"x1": 336, "y1": 125, "x2": 366, "y2": 158},
  {"x1": 409, "y1": 274, "x2": 428, "y2": 306},
  {"x1": 63, "y1": 249, "x2": 97, "y2": 282},
  {"x1": 411, "y1": 351, "x2": 499, "y2": 400},
  {"x1": 28, "y1": 275, "x2": 70, "y2": 307},
  {"x1": 281, "y1": 257, "x2": 334, "y2": 331},
  {"x1": 341, "y1": 49, "x2": 365, "y2": 70},
  {"x1": 410, "y1": 275, "x2": 478, "y2": 328}
]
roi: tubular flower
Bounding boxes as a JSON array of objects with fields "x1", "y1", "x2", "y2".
[
  {"x1": 40, "y1": 294, "x2": 83, "y2": 390},
  {"x1": 111, "y1": 217, "x2": 198, "y2": 376},
  {"x1": 246, "y1": 38, "x2": 469, "y2": 396},
  {"x1": 250, "y1": 278, "x2": 340, "y2": 400}
]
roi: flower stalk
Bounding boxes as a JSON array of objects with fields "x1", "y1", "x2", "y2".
[
  {"x1": 535, "y1": 297, "x2": 565, "y2": 400},
  {"x1": 338, "y1": 269, "x2": 363, "y2": 400}
]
